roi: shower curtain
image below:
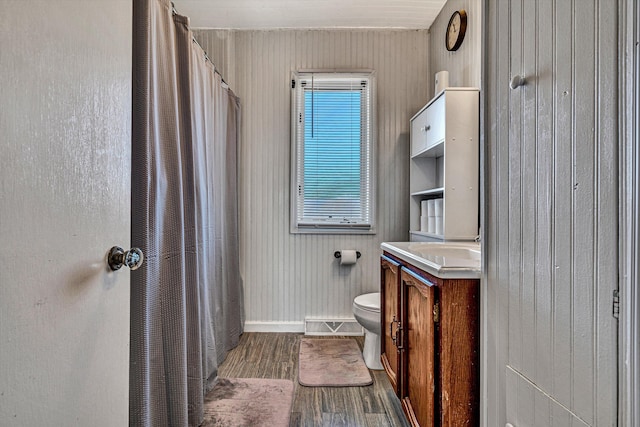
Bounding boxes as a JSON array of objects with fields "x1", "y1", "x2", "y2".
[{"x1": 130, "y1": 0, "x2": 243, "y2": 426}]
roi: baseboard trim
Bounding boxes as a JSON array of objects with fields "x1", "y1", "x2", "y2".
[{"x1": 244, "y1": 321, "x2": 305, "y2": 333}]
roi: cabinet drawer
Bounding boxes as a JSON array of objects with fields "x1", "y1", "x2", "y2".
[{"x1": 411, "y1": 95, "x2": 445, "y2": 157}]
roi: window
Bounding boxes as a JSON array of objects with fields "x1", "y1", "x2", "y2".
[{"x1": 290, "y1": 71, "x2": 375, "y2": 234}]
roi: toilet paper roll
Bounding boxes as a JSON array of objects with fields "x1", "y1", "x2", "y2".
[
  {"x1": 427, "y1": 199, "x2": 436, "y2": 217},
  {"x1": 421, "y1": 200, "x2": 429, "y2": 217},
  {"x1": 428, "y1": 217, "x2": 436, "y2": 233},
  {"x1": 435, "y1": 217, "x2": 443, "y2": 235},
  {"x1": 339, "y1": 250, "x2": 358, "y2": 266},
  {"x1": 434, "y1": 198, "x2": 443, "y2": 217},
  {"x1": 420, "y1": 215, "x2": 429, "y2": 232},
  {"x1": 435, "y1": 70, "x2": 449, "y2": 93}
]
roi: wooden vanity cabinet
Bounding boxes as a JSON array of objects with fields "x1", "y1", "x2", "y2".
[
  {"x1": 380, "y1": 254, "x2": 402, "y2": 394},
  {"x1": 380, "y1": 252, "x2": 480, "y2": 427}
]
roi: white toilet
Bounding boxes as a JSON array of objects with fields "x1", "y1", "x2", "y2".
[{"x1": 352, "y1": 292, "x2": 383, "y2": 370}]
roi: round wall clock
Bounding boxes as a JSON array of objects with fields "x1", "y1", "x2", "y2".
[{"x1": 445, "y1": 9, "x2": 467, "y2": 51}]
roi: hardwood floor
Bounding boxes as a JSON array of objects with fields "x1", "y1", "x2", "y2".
[{"x1": 217, "y1": 333, "x2": 409, "y2": 427}]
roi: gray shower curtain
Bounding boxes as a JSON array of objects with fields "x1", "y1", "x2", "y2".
[{"x1": 130, "y1": 0, "x2": 243, "y2": 426}]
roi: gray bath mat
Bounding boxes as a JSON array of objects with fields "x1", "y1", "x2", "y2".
[
  {"x1": 202, "y1": 377, "x2": 294, "y2": 426},
  {"x1": 298, "y1": 338, "x2": 373, "y2": 387}
]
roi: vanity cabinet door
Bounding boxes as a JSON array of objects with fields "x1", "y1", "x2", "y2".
[
  {"x1": 401, "y1": 268, "x2": 437, "y2": 427},
  {"x1": 380, "y1": 254, "x2": 402, "y2": 394},
  {"x1": 438, "y1": 278, "x2": 480, "y2": 427}
]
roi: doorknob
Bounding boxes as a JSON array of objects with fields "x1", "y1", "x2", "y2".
[
  {"x1": 510, "y1": 75, "x2": 526, "y2": 89},
  {"x1": 108, "y1": 246, "x2": 144, "y2": 271}
]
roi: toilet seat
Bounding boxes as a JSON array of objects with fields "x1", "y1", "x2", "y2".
[{"x1": 353, "y1": 293, "x2": 380, "y2": 312}]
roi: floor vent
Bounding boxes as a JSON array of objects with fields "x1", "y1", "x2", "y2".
[{"x1": 304, "y1": 318, "x2": 363, "y2": 336}]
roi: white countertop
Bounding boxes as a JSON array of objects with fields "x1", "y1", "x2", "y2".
[{"x1": 381, "y1": 241, "x2": 481, "y2": 279}]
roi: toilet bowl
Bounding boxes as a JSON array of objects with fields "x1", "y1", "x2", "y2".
[{"x1": 353, "y1": 292, "x2": 383, "y2": 370}]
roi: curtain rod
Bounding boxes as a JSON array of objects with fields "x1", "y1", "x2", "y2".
[{"x1": 171, "y1": 2, "x2": 229, "y2": 89}]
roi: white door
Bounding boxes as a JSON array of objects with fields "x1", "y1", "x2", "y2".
[
  {"x1": 484, "y1": 0, "x2": 618, "y2": 426},
  {"x1": 0, "y1": 1, "x2": 132, "y2": 425}
]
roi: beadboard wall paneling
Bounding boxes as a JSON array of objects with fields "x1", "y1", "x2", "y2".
[
  {"x1": 193, "y1": 29, "x2": 235, "y2": 87},
  {"x1": 484, "y1": 0, "x2": 618, "y2": 425},
  {"x1": 428, "y1": 0, "x2": 481, "y2": 97},
  {"x1": 196, "y1": 29, "x2": 429, "y2": 328}
]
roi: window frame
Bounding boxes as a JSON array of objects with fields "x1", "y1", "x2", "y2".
[{"x1": 290, "y1": 71, "x2": 376, "y2": 235}]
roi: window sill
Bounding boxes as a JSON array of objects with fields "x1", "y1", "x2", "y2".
[{"x1": 291, "y1": 225, "x2": 376, "y2": 235}]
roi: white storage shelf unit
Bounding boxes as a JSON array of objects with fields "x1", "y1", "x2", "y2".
[{"x1": 409, "y1": 88, "x2": 480, "y2": 241}]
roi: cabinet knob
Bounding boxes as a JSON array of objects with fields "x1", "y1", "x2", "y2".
[{"x1": 420, "y1": 125, "x2": 431, "y2": 132}]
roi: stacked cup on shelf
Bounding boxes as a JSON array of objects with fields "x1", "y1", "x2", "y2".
[{"x1": 420, "y1": 198, "x2": 443, "y2": 235}]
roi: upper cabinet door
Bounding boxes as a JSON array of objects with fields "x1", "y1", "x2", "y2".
[
  {"x1": 424, "y1": 95, "x2": 445, "y2": 150},
  {"x1": 0, "y1": 1, "x2": 132, "y2": 425},
  {"x1": 410, "y1": 93, "x2": 445, "y2": 158},
  {"x1": 411, "y1": 107, "x2": 430, "y2": 157},
  {"x1": 485, "y1": 0, "x2": 619, "y2": 426}
]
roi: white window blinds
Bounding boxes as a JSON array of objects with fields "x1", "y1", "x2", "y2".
[{"x1": 290, "y1": 72, "x2": 375, "y2": 233}]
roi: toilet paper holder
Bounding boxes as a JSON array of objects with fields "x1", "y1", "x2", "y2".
[{"x1": 334, "y1": 251, "x2": 361, "y2": 259}]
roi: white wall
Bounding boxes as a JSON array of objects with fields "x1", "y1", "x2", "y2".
[{"x1": 196, "y1": 29, "x2": 429, "y2": 329}]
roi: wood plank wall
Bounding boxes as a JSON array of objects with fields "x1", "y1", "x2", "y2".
[
  {"x1": 428, "y1": 0, "x2": 482, "y2": 97},
  {"x1": 194, "y1": 29, "x2": 429, "y2": 330},
  {"x1": 484, "y1": 0, "x2": 618, "y2": 425}
]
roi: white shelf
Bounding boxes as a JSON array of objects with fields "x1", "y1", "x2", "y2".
[
  {"x1": 411, "y1": 140, "x2": 444, "y2": 159},
  {"x1": 411, "y1": 187, "x2": 444, "y2": 197},
  {"x1": 409, "y1": 88, "x2": 479, "y2": 242},
  {"x1": 410, "y1": 230, "x2": 443, "y2": 239}
]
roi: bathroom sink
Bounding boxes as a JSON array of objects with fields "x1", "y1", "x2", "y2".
[
  {"x1": 406, "y1": 243, "x2": 480, "y2": 262},
  {"x1": 380, "y1": 241, "x2": 481, "y2": 279}
]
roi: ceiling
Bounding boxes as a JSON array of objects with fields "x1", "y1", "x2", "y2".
[{"x1": 173, "y1": 0, "x2": 448, "y2": 30}]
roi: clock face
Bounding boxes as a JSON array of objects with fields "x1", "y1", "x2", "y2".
[
  {"x1": 446, "y1": 10, "x2": 467, "y2": 51},
  {"x1": 448, "y1": 13, "x2": 461, "y2": 46}
]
